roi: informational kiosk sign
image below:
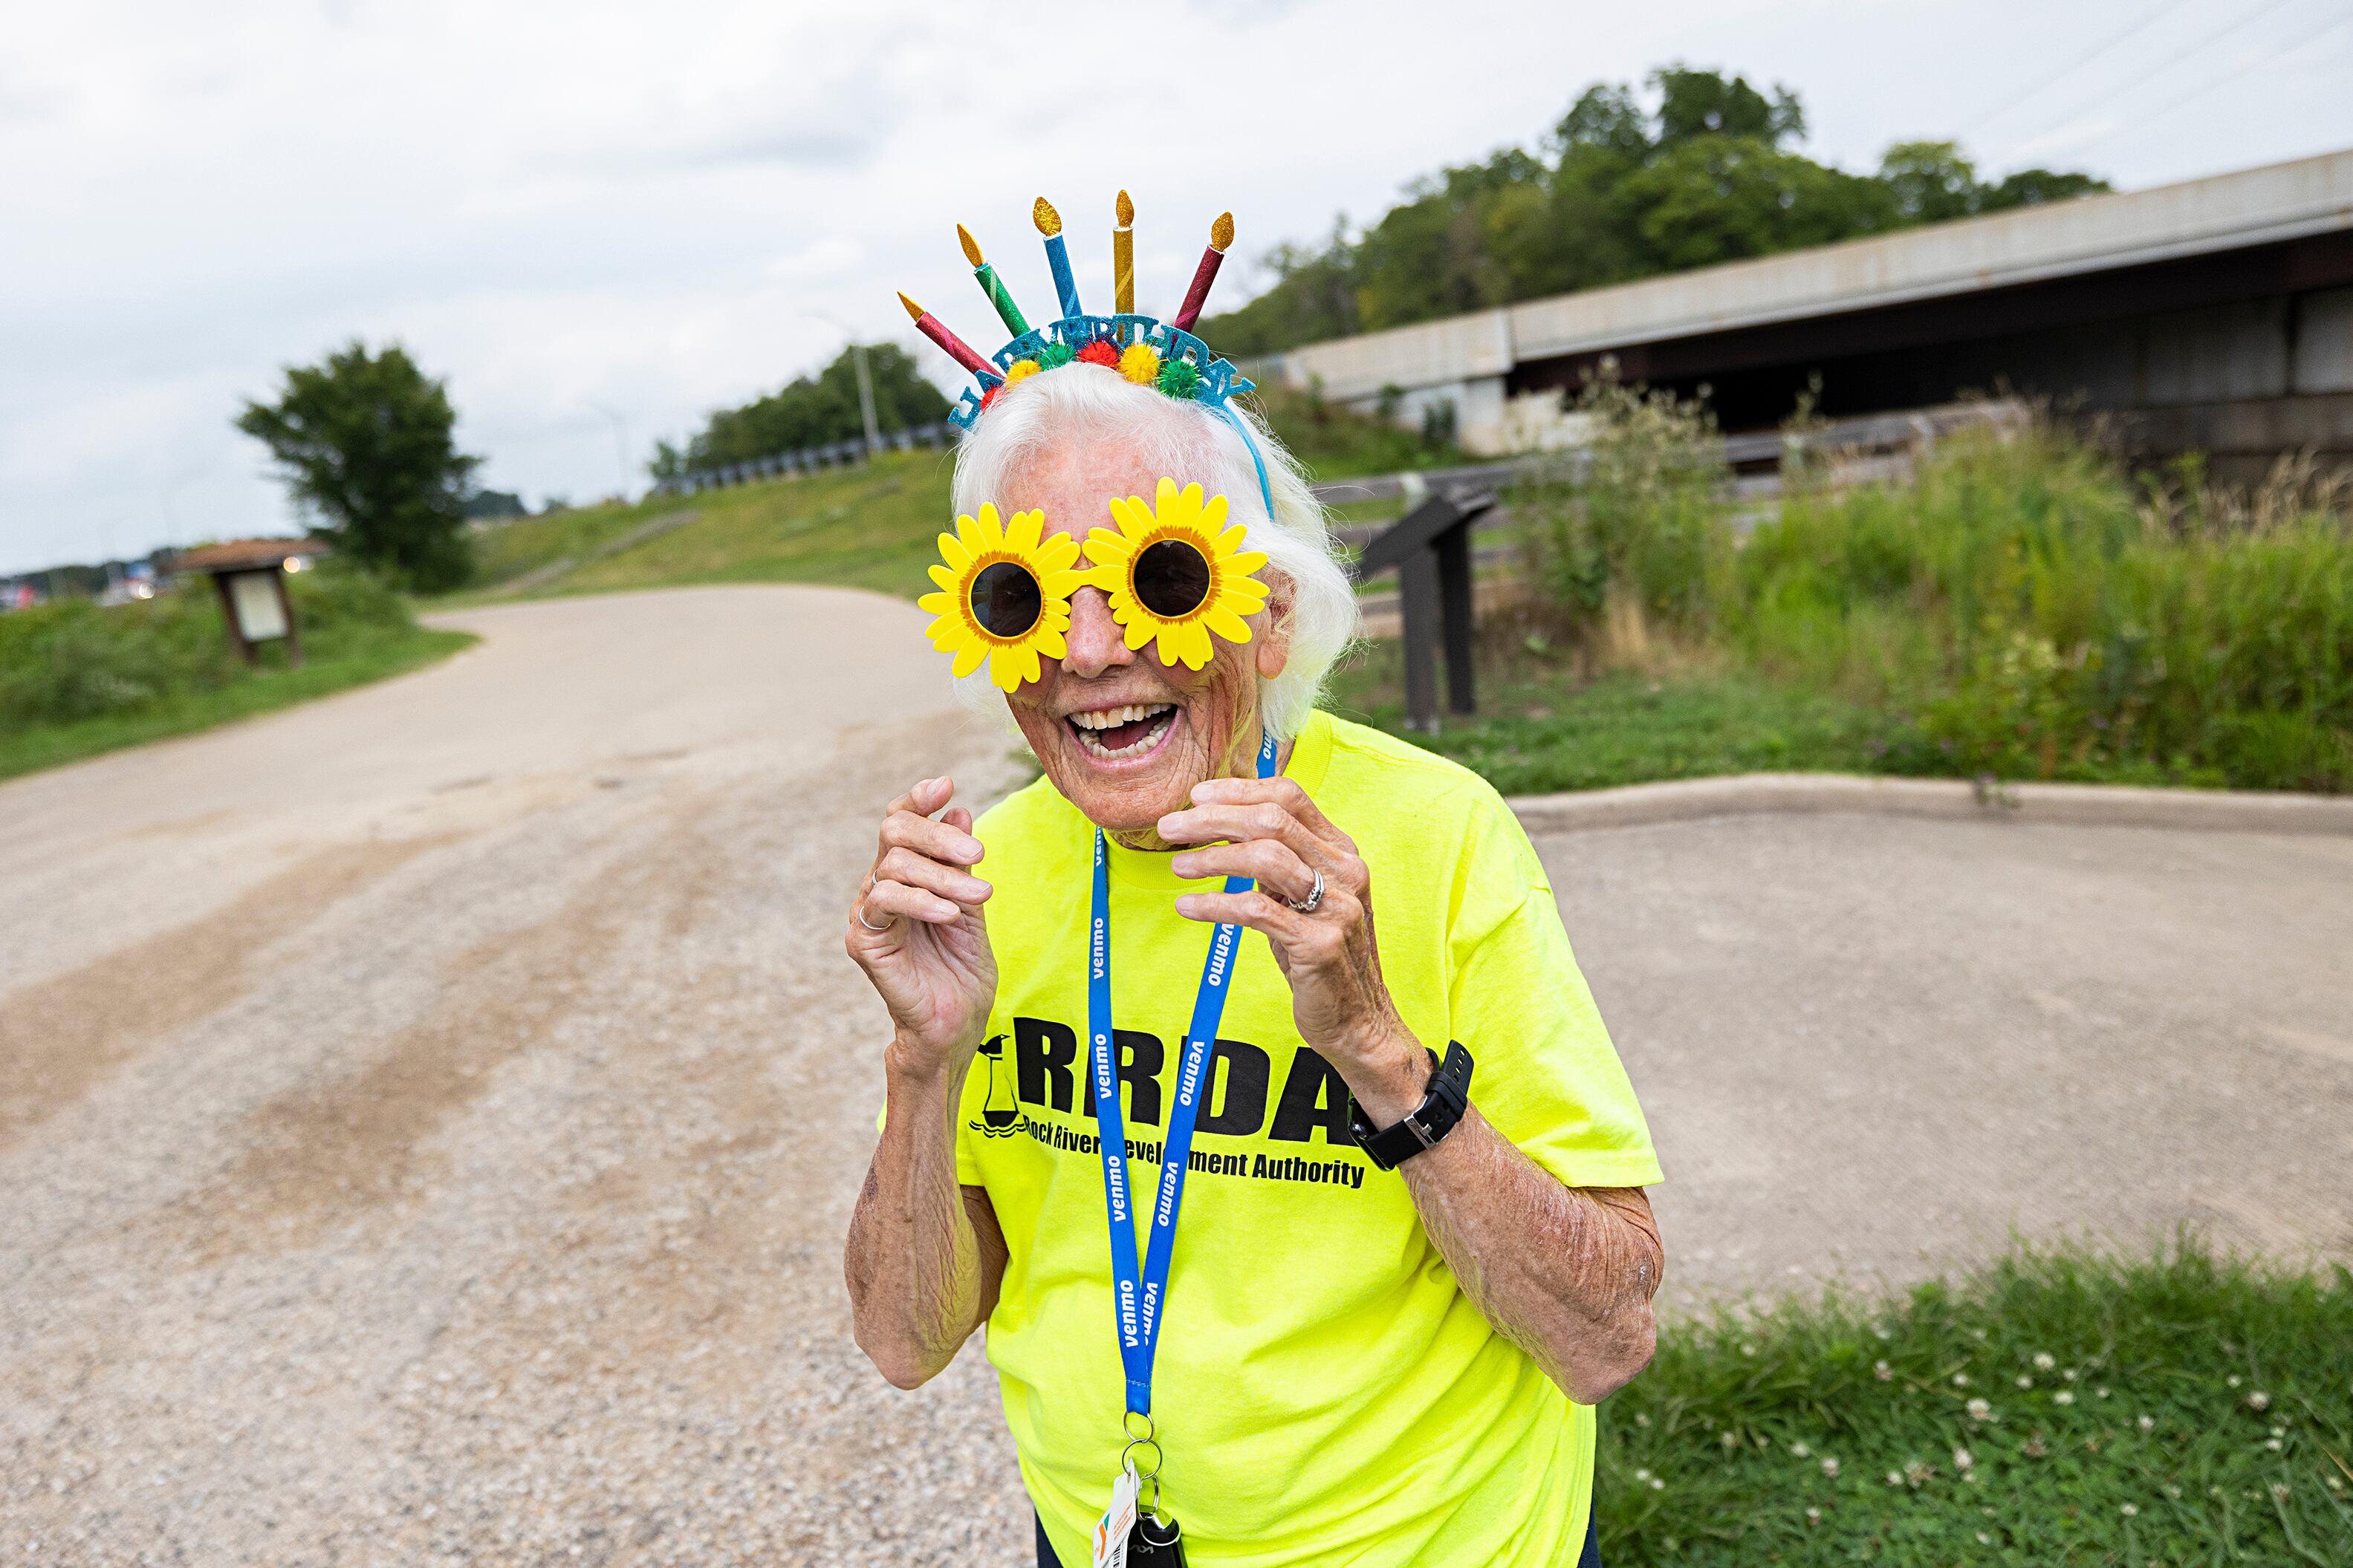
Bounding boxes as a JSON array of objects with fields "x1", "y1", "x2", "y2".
[{"x1": 171, "y1": 538, "x2": 330, "y2": 666}]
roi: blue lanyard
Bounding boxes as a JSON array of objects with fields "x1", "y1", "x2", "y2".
[{"x1": 1088, "y1": 726, "x2": 1278, "y2": 1419}]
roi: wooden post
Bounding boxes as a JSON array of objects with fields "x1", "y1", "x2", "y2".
[
  {"x1": 273, "y1": 570, "x2": 303, "y2": 668},
  {"x1": 1354, "y1": 489, "x2": 1497, "y2": 735},
  {"x1": 1397, "y1": 547, "x2": 1443, "y2": 734},
  {"x1": 1436, "y1": 522, "x2": 1476, "y2": 717}
]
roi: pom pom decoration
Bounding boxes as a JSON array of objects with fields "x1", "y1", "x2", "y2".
[
  {"x1": 1077, "y1": 339, "x2": 1120, "y2": 369},
  {"x1": 1119, "y1": 342, "x2": 1162, "y2": 386},
  {"x1": 1155, "y1": 358, "x2": 1202, "y2": 400},
  {"x1": 1039, "y1": 342, "x2": 1077, "y2": 369},
  {"x1": 1004, "y1": 358, "x2": 1042, "y2": 385}
]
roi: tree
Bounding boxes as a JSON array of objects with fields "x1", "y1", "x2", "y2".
[
  {"x1": 681, "y1": 343, "x2": 950, "y2": 469},
  {"x1": 1878, "y1": 141, "x2": 1984, "y2": 224},
  {"x1": 235, "y1": 342, "x2": 478, "y2": 592},
  {"x1": 1650, "y1": 66, "x2": 1805, "y2": 149},
  {"x1": 1197, "y1": 65, "x2": 2109, "y2": 357}
]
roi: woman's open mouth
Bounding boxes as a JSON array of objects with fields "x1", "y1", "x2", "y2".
[{"x1": 1066, "y1": 702, "x2": 1178, "y2": 761}]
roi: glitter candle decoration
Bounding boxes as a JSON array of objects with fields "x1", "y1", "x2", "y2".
[
  {"x1": 1113, "y1": 189, "x2": 1135, "y2": 316},
  {"x1": 958, "y1": 224, "x2": 1029, "y2": 339},
  {"x1": 1033, "y1": 196, "x2": 1083, "y2": 320},
  {"x1": 1170, "y1": 211, "x2": 1234, "y2": 334},
  {"x1": 897, "y1": 290, "x2": 1001, "y2": 383}
]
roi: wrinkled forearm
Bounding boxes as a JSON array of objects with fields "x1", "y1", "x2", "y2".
[
  {"x1": 843, "y1": 1055, "x2": 997, "y2": 1389},
  {"x1": 1398, "y1": 1105, "x2": 1664, "y2": 1404}
]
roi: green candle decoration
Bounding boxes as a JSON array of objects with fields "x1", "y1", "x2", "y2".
[{"x1": 958, "y1": 224, "x2": 1029, "y2": 338}]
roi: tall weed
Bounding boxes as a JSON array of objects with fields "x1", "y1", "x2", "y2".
[
  {"x1": 1520, "y1": 403, "x2": 2353, "y2": 790},
  {"x1": 1513, "y1": 369, "x2": 1732, "y2": 662}
]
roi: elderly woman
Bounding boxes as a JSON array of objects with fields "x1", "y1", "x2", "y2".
[{"x1": 845, "y1": 228, "x2": 1662, "y2": 1568}]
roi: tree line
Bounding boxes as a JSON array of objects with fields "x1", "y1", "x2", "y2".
[
  {"x1": 1199, "y1": 67, "x2": 2108, "y2": 357},
  {"x1": 649, "y1": 344, "x2": 950, "y2": 481}
]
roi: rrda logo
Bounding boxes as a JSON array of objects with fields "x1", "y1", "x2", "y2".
[{"x1": 1002, "y1": 1015, "x2": 1355, "y2": 1145}]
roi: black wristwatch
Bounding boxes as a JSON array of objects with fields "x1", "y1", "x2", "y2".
[{"x1": 1347, "y1": 1041, "x2": 1474, "y2": 1170}]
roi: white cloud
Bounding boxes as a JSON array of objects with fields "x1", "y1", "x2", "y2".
[{"x1": 4, "y1": 0, "x2": 2349, "y2": 570}]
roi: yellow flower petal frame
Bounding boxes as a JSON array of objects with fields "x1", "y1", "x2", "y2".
[
  {"x1": 1084, "y1": 477, "x2": 1270, "y2": 671},
  {"x1": 918, "y1": 504, "x2": 1088, "y2": 692}
]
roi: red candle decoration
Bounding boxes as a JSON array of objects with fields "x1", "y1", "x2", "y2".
[
  {"x1": 898, "y1": 290, "x2": 1000, "y2": 383},
  {"x1": 1169, "y1": 211, "x2": 1233, "y2": 334}
]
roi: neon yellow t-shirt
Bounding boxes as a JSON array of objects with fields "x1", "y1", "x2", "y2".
[{"x1": 955, "y1": 710, "x2": 1662, "y2": 1567}]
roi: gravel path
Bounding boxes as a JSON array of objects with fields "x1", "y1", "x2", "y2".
[
  {"x1": 2, "y1": 588, "x2": 1030, "y2": 1567},
  {"x1": 6, "y1": 585, "x2": 2348, "y2": 1564}
]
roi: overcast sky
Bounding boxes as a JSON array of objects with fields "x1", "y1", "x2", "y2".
[{"x1": 6, "y1": 0, "x2": 2350, "y2": 575}]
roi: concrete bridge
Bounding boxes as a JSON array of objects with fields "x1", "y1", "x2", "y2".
[{"x1": 1264, "y1": 149, "x2": 2353, "y2": 481}]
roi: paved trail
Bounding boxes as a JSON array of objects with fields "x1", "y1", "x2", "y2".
[{"x1": 4, "y1": 585, "x2": 2347, "y2": 1565}]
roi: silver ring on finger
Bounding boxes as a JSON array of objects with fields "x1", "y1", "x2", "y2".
[
  {"x1": 857, "y1": 901, "x2": 894, "y2": 932},
  {"x1": 1285, "y1": 868, "x2": 1325, "y2": 915}
]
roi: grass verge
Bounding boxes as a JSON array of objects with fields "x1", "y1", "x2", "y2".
[
  {"x1": 1326, "y1": 635, "x2": 2272, "y2": 797},
  {"x1": 1597, "y1": 1239, "x2": 2353, "y2": 1565},
  {"x1": 449, "y1": 450, "x2": 954, "y2": 603},
  {"x1": 0, "y1": 623, "x2": 473, "y2": 783},
  {"x1": 1327, "y1": 648, "x2": 1894, "y2": 796}
]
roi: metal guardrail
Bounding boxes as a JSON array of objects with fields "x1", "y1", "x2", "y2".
[
  {"x1": 652, "y1": 400, "x2": 2019, "y2": 507},
  {"x1": 1306, "y1": 401, "x2": 2025, "y2": 509},
  {"x1": 650, "y1": 420, "x2": 958, "y2": 497}
]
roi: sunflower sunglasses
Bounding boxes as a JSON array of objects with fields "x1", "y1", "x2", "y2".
[{"x1": 920, "y1": 477, "x2": 1270, "y2": 692}]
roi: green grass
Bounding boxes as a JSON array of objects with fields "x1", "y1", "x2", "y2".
[
  {"x1": 1327, "y1": 644, "x2": 1901, "y2": 796},
  {"x1": 1597, "y1": 1240, "x2": 2353, "y2": 1566},
  {"x1": 451, "y1": 450, "x2": 955, "y2": 602},
  {"x1": 0, "y1": 620, "x2": 471, "y2": 782},
  {"x1": 1516, "y1": 404, "x2": 2353, "y2": 793},
  {"x1": 449, "y1": 384, "x2": 1458, "y2": 605},
  {"x1": 1324, "y1": 640, "x2": 2246, "y2": 797}
]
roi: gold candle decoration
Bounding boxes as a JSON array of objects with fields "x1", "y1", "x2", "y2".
[{"x1": 1114, "y1": 189, "x2": 1135, "y2": 316}]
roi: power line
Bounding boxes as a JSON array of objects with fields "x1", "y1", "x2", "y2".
[
  {"x1": 1961, "y1": 0, "x2": 2201, "y2": 136},
  {"x1": 2074, "y1": 5, "x2": 2353, "y2": 151},
  {"x1": 1993, "y1": 0, "x2": 2303, "y2": 158}
]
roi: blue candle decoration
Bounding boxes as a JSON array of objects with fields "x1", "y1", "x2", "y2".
[{"x1": 1033, "y1": 196, "x2": 1083, "y2": 320}]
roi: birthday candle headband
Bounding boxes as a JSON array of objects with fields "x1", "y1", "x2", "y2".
[
  {"x1": 909, "y1": 195, "x2": 1276, "y2": 692},
  {"x1": 897, "y1": 193, "x2": 1254, "y2": 433}
]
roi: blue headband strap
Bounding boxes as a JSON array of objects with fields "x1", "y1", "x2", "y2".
[{"x1": 1211, "y1": 400, "x2": 1275, "y2": 521}]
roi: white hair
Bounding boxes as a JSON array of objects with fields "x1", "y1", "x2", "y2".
[{"x1": 947, "y1": 363, "x2": 1359, "y2": 738}]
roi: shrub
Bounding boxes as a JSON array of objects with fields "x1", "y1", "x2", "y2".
[
  {"x1": 1736, "y1": 431, "x2": 2353, "y2": 789},
  {"x1": 1514, "y1": 400, "x2": 2353, "y2": 791},
  {"x1": 0, "y1": 565, "x2": 421, "y2": 730},
  {"x1": 1512, "y1": 369, "x2": 1732, "y2": 656}
]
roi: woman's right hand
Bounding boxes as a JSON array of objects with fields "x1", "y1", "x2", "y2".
[{"x1": 846, "y1": 775, "x2": 997, "y2": 1079}]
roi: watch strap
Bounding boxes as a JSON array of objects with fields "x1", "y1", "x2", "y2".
[{"x1": 1347, "y1": 1040, "x2": 1474, "y2": 1170}]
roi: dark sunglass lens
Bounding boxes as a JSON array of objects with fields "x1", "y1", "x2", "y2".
[
  {"x1": 969, "y1": 560, "x2": 1042, "y2": 638},
  {"x1": 1135, "y1": 539, "x2": 1210, "y2": 619}
]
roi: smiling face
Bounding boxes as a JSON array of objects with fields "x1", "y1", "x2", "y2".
[{"x1": 991, "y1": 435, "x2": 1291, "y2": 837}]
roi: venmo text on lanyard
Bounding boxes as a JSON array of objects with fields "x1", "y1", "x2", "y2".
[{"x1": 1085, "y1": 729, "x2": 1277, "y2": 1509}]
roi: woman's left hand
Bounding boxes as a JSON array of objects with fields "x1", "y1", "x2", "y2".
[{"x1": 1161, "y1": 776, "x2": 1418, "y2": 1091}]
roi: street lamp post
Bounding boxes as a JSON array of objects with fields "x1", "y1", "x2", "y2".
[
  {"x1": 585, "y1": 401, "x2": 634, "y2": 501},
  {"x1": 805, "y1": 310, "x2": 882, "y2": 458}
]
